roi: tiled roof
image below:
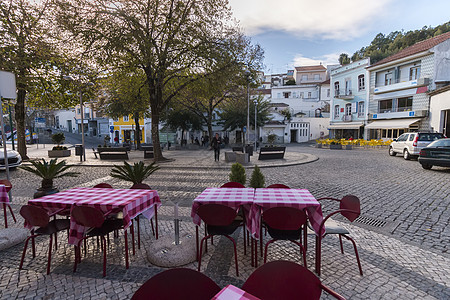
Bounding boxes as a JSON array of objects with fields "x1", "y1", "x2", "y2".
[
  {"x1": 295, "y1": 65, "x2": 327, "y2": 72},
  {"x1": 370, "y1": 31, "x2": 450, "y2": 68},
  {"x1": 270, "y1": 103, "x2": 289, "y2": 107},
  {"x1": 265, "y1": 120, "x2": 285, "y2": 125},
  {"x1": 321, "y1": 79, "x2": 330, "y2": 84}
]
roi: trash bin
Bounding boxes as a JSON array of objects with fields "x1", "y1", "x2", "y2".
[
  {"x1": 245, "y1": 145, "x2": 254, "y2": 156},
  {"x1": 75, "y1": 144, "x2": 83, "y2": 156}
]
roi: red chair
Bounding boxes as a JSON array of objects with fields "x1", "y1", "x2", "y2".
[
  {"x1": 220, "y1": 182, "x2": 245, "y2": 188},
  {"x1": 197, "y1": 204, "x2": 241, "y2": 276},
  {"x1": 0, "y1": 179, "x2": 17, "y2": 228},
  {"x1": 131, "y1": 268, "x2": 221, "y2": 300},
  {"x1": 262, "y1": 207, "x2": 308, "y2": 266},
  {"x1": 266, "y1": 184, "x2": 290, "y2": 189},
  {"x1": 19, "y1": 205, "x2": 70, "y2": 275},
  {"x1": 93, "y1": 183, "x2": 113, "y2": 188},
  {"x1": 242, "y1": 260, "x2": 346, "y2": 300},
  {"x1": 130, "y1": 183, "x2": 156, "y2": 247},
  {"x1": 71, "y1": 205, "x2": 126, "y2": 277},
  {"x1": 315, "y1": 195, "x2": 363, "y2": 276}
]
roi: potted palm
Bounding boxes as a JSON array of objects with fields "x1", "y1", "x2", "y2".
[
  {"x1": 20, "y1": 158, "x2": 80, "y2": 198},
  {"x1": 48, "y1": 132, "x2": 71, "y2": 157},
  {"x1": 110, "y1": 161, "x2": 160, "y2": 186}
]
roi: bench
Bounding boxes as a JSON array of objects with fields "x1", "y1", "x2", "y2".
[
  {"x1": 140, "y1": 146, "x2": 154, "y2": 159},
  {"x1": 92, "y1": 147, "x2": 99, "y2": 159},
  {"x1": 232, "y1": 146, "x2": 244, "y2": 152},
  {"x1": 97, "y1": 147, "x2": 129, "y2": 160},
  {"x1": 258, "y1": 146, "x2": 286, "y2": 160}
]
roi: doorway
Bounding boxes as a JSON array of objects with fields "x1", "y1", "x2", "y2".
[
  {"x1": 444, "y1": 110, "x2": 450, "y2": 137},
  {"x1": 290, "y1": 130, "x2": 298, "y2": 143}
]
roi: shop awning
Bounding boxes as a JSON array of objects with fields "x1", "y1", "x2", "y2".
[
  {"x1": 328, "y1": 122, "x2": 364, "y2": 129},
  {"x1": 365, "y1": 118, "x2": 420, "y2": 129}
]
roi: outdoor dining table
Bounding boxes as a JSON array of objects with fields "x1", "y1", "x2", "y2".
[
  {"x1": 211, "y1": 284, "x2": 260, "y2": 300},
  {"x1": 27, "y1": 187, "x2": 161, "y2": 250}
]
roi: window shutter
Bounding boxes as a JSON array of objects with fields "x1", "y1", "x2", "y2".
[{"x1": 352, "y1": 102, "x2": 357, "y2": 113}]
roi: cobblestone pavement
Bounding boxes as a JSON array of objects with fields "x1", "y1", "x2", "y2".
[{"x1": 0, "y1": 145, "x2": 449, "y2": 299}]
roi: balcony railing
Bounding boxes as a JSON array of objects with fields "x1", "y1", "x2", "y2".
[
  {"x1": 378, "y1": 106, "x2": 413, "y2": 114},
  {"x1": 342, "y1": 115, "x2": 352, "y2": 122},
  {"x1": 334, "y1": 89, "x2": 353, "y2": 99}
]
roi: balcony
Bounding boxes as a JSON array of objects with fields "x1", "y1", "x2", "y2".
[
  {"x1": 334, "y1": 89, "x2": 354, "y2": 100},
  {"x1": 299, "y1": 77, "x2": 323, "y2": 84},
  {"x1": 342, "y1": 115, "x2": 352, "y2": 122},
  {"x1": 374, "y1": 77, "x2": 429, "y2": 94},
  {"x1": 369, "y1": 109, "x2": 427, "y2": 120}
]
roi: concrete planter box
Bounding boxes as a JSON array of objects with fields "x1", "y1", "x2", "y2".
[
  {"x1": 345, "y1": 145, "x2": 353, "y2": 150},
  {"x1": 316, "y1": 144, "x2": 322, "y2": 148},
  {"x1": 235, "y1": 152, "x2": 249, "y2": 164},
  {"x1": 329, "y1": 144, "x2": 342, "y2": 150},
  {"x1": 48, "y1": 149, "x2": 71, "y2": 157},
  {"x1": 225, "y1": 151, "x2": 236, "y2": 162}
]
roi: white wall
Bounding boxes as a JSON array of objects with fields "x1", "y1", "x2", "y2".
[
  {"x1": 54, "y1": 109, "x2": 76, "y2": 132},
  {"x1": 429, "y1": 89, "x2": 450, "y2": 133}
]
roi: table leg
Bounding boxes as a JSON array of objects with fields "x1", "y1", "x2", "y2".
[
  {"x1": 251, "y1": 237, "x2": 254, "y2": 267},
  {"x1": 255, "y1": 238, "x2": 258, "y2": 268},
  {"x1": 3, "y1": 203, "x2": 7, "y2": 228},
  {"x1": 154, "y1": 205, "x2": 158, "y2": 240},
  {"x1": 196, "y1": 226, "x2": 199, "y2": 261},
  {"x1": 124, "y1": 230, "x2": 129, "y2": 269}
]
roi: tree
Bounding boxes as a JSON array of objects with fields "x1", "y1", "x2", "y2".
[
  {"x1": 284, "y1": 79, "x2": 296, "y2": 85},
  {"x1": 55, "y1": 0, "x2": 245, "y2": 161},
  {"x1": 249, "y1": 165, "x2": 265, "y2": 188},
  {"x1": 162, "y1": 107, "x2": 203, "y2": 144},
  {"x1": 0, "y1": 0, "x2": 63, "y2": 159},
  {"x1": 218, "y1": 92, "x2": 272, "y2": 144},
  {"x1": 338, "y1": 53, "x2": 351, "y2": 65},
  {"x1": 101, "y1": 68, "x2": 150, "y2": 149}
]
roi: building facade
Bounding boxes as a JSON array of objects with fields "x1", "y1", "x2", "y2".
[
  {"x1": 366, "y1": 32, "x2": 450, "y2": 139},
  {"x1": 429, "y1": 85, "x2": 450, "y2": 137},
  {"x1": 329, "y1": 58, "x2": 370, "y2": 139}
]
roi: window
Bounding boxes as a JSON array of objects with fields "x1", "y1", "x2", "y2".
[
  {"x1": 327, "y1": 89, "x2": 330, "y2": 97},
  {"x1": 345, "y1": 80, "x2": 352, "y2": 95},
  {"x1": 334, "y1": 82, "x2": 340, "y2": 96},
  {"x1": 409, "y1": 66, "x2": 421, "y2": 80},
  {"x1": 408, "y1": 134, "x2": 415, "y2": 141},
  {"x1": 358, "y1": 101, "x2": 365, "y2": 117},
  {"x1": 385, "y1": 72, "x2": 393, "y2": 85},
  {"x1": 300, "y1": 92, "x2": 304, "y2": 98},
  {"x1": 314, "y1": 74, "x2": 320, "y2": 80},
  {"x1": 379, "y1": 99, "x2": 393, "y2": 113},
  {"x1": 397, "y1": 134, "x2": 408, "y2": 142},
  {"x1": 358, "y1": 74, "x2": 365, "y2": 91},
  {"x1": 397, "y1": 96, "x2": 413, "y2": 112},
  {"x1": 123, "y1": 116, "x2": 129, "y2": 122},
  {"x1": 307, "y1": 92, "x2": 312, "y2": 98},
  {"x1": 84, "y1": 113, "x2": 90, "y2": 119},
  {"x1": 77, "y1": 108, "x2": 81, "y2": 114},
  {"x1": 302, "y1": 75, "x2": 308, "y2": 81},
  {"x1": 292, "y1": 92, "x2": 296, "y2": 98},
  {"x1": 277, "y1": 93, "x2": 281, "y2": 98},
  {"x1": 334, "y1": 105, "x2": 340, "y2": 119},
  {"x1": 283, "y1": 92, "x2": 291, "y2": 98},
  {"x1": 345, "y1": 103, "x2": 352, "y2": 116}
]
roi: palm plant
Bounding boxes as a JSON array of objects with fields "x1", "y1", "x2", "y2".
[
  {"x1": 20, "y1": 158, "x2": 79, "y2": 190},
  {"x1": 110, "y1": 161, "x2": 160, "y2": 185}
]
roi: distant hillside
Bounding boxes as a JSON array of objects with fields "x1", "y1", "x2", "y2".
[{"x1": 350, "y1": 21, "x2": 450, "y2": 64}]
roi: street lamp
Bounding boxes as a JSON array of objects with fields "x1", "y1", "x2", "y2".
[
  {"x1": 245, "y1": 70, "x2": 252, "y2": 145},
  {"x1": 63, "y1": 76, "x2": 94, "y2": 161},
  {"x1": 254, "y1": 99, "x2": 257, "y2": 151}
]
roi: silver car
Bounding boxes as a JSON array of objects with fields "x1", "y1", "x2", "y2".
[
  {"x1": 389, "y1": 132, "x2": 445, "y2": 160},
  {"x1": 0, "y1": 149, "x2": 23, "y2": 170}
]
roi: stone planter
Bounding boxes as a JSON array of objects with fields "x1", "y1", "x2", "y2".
[
  {"x1": 345, "y1": 145, "x2": 353, "y2": 150},
  {"x1": 33, "y1": 188, "x2": 59, "y2": 199},
  {"x1": 235, "y1": 152, "x2": 249, "y2": 164},
  {"x1": 48, "y1": 149, "x2": 71, "y2": 157},
  {"x1": 329, "y1": 144, "x2": 342, "y2": 150},
  {"x1": 316, "y1": 144, "x2": 322, "y2": 148},
  {"x1": 225, "y1": 151, "x2": 236, "y2": 162}
]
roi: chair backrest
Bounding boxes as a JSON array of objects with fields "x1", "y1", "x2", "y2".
[
  {"x1": 197, "y1": 204, "x2": 237, "y2": 226},
  {"x1": 340, "y1": 195, "x2": 360, "y2": 222},
  {"x1": 93, "y1": 183, "x2": 113, "y2": 188},
  {"x1": 220, "y1": 182, "x2": 245, "y2": 188},
  {"x1": 131, "y1": 268, "x2": 221, "y2": 300},
  {"x1": 71, "y1": 206, "x2": 105, "y2": 228},
  {"x1": 130, "y1": 183, "x2": 152, "y2": 190},
  {"x1": 266, "y1": 184, "x2": 290, "y2": 189},
  {"x1": 20, "y1": 205, "x2": 50, "y2": 228},
  {"x1": 0, "y1": 179, "x2": 12, "y2": 192},
  {"x1": 263, "y1": 207, "x2": 307, "y2": 230},
  {"x1": 242, "y1": 260, "x2": 323, "y2": 300}
]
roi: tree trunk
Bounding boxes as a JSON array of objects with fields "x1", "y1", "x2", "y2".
[
  {"x1": 15, "y1": 88, "x2": 28, "y2": 160},
  {"x1": 151, "y1": 109, "x2": 164, "y2": 161},
  {"x1": 134, "y1": 113, "x2": 141, "y2": 149},
  {"x1": 241, "y1": 126, "x2": 245, "y2": 145},
  {"x1": 207, "y1": 115, "x2": 213, "y2": 144}
]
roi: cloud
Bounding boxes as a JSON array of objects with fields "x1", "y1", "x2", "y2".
[
  {"x1": 291, "y1": 52, "x2": 341, "y2": 67},
  {"x1": 229, "y1": 0, "x2": 392, "y2": 40}
]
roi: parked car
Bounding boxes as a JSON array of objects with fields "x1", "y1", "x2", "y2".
[
  {"x1": 418, "y1": 138, "x2": 450, "y2": 170},
  {"x1": 389, "y1": 132, "x2": 445, "y2": 160},
  {"x1": 0, "y1": 149, "x2": 22, "y2": 170}
]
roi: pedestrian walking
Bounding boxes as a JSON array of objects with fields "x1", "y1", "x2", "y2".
[
  {"x1": 201, "y1": 136, "x2": 205, "y2": 147},
  {"x1": 211, "y1": 133, "x2": 222, "y2": 161}
]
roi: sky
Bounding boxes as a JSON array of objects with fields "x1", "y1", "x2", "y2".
[{"x1": 228, "y1": 0, "x2": 450, "y2": 74}]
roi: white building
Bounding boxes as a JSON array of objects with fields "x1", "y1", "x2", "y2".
[
  {"x1": 366, "y1": 32, "x2": 450, "y2": 139},
  {"x1": 429, "y1": 85, "x2": 450, "y2": 137}
]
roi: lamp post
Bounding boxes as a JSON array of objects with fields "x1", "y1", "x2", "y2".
[
  {"x1": 63, "y1": 76, "x2": 93, "y2": 161},
  {"x1": 254, "y1": 99, "x2": 257, "y2": 151},
  {"x1": 245, "y1": 70, "x2": 251, "y2": 145}
]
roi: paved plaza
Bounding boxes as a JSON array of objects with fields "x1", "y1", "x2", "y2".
[{"x1": 0, "y1": 144, "x2": 449, "y2": 299}]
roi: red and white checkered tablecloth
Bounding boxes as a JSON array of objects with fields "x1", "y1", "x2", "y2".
[
  {"x1": 249, "y1": 188, "x2": 324, "y2": 239},
  {"x1": 28, "y1": 187, "x2": 161, "y2": 245},
  {"x1": 0, "y1": 185, "x2": 9, "y2": 203},
  {"x1": 191, "y1": 188, "x2": 255, "y2": 227},
  {"x1": 212, "y1": 284, "x2": 260, "y2": 300}
]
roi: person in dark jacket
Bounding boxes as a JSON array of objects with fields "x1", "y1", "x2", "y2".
[{"x1": 211, "y1": 133, "x2": 222, "y2": 161}]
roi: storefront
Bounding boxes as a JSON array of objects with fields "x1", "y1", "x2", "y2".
[
  {"x1": 365, "y1": 118, "x2": 421, "y2": 140},
  {"x1": 328, "y1": 122, "x2": 364, "y2": 139}
]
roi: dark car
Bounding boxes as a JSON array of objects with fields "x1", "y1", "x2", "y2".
[{"x1": 418, "y1": 138, "x2": 450, "y2": 170}]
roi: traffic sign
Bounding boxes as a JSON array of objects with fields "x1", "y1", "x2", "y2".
[{"x1": 243, "y1": 126, "x2": 246, "y2": 133}]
